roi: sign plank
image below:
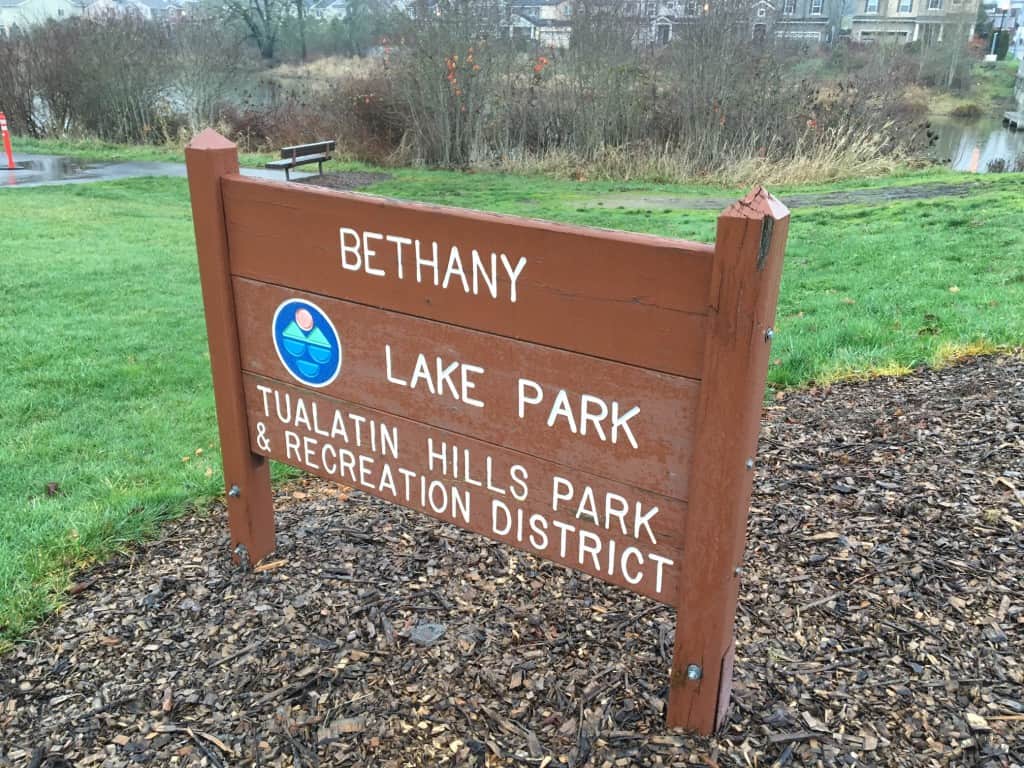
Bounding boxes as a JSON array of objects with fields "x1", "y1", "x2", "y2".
[
  {"x1": 222, "y1": 175, "x2": 714, "y2": 378},
  {"x1": 244, "y1": 374, "x2": 685, "y2": 604},
  {"x1": 234, "y1": 278, "x2": 700, "y2": 501}
]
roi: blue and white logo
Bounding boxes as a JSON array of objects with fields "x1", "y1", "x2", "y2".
[{"x1": 272, "y1": 299, "x2": 342, "y2": 387}]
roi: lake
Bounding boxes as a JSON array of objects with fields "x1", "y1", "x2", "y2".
[{"x1": 930, "y1": 115, "x2": 1024, "y2": 172}]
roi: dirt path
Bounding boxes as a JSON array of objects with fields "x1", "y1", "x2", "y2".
[
  {"x1": 1, "y1": 355, "x2": 1021, "y2": 767},
  {"x1": 591, "y1": 181, "x2": 983, "y2": 211}
]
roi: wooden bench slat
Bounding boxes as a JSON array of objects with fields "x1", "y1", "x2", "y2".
[
  {"x1": 280, "y1": 141, "x2": 335, "y2": 158},
  {"x1": 266, "y1": 154, "x2": 328, "y2": 169}
]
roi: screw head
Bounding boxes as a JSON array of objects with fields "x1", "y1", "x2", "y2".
[
  {"x1": 686, "y1": 664, "x2": 702, "y2": 681},
  {"x1": 745, "y1": 458, "x2": 755, "y2": 470},
  {"x1": 228, "y1": 485, "x2": 241, "y2": 498},
  {"x1": 765, "y1": 328, "x2": 775, "y2": 343}
]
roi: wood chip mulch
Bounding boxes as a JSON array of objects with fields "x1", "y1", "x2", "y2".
[
  {"x1": 292, "y1": 172, "x2": 393, "y2": 192},
  {"x1": 1, "y1": 354, "x2": 1022, "y2": 768}
]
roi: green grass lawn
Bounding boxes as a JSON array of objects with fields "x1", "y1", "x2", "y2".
[{"x1": 1, "y1": 169, "x2": 1022, "y2": 648}]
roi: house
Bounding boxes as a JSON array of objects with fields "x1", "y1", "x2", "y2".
[
  {"x1": 0, "y1": 0, "x2": 190, "y2": 30},
  {"x1": 505, "y1": 0, "x2": 573, "y2": 47},
  {"x1": 85, "y1": 0, "x2": 192, "y2": 20},
  {"x1": 647, "y1": 0, "x2": 702, "y2": 45},
  {"x1": 0, "y1": 0, "x2": 80, "y2": 35},
  {"x1": 773, "y1": 0, "x2": 837, "y2": 42},
  {"x1": 309, "y1": 0, "x2": 347, "y2": 20},
  {"x1": 850, "y1": 0, "x2": 976, "y2": 44},
  {"x1": 637, "y1": 0, "x2": 974, "y2": 45}
]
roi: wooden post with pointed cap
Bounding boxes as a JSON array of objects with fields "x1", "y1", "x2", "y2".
[
  {"x1": 185, "y1": 129, "x2": 275, "y2": 566},
  {"x1": 667, "y1": 188, "x2": 789, "y2": 733}
]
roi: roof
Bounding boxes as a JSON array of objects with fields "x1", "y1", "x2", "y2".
[
  {"x1": 518, "y1": 13, "x2": 570, "y2": 26},
  {"x1": 0, "y1": 0, "x2": 30, "y2": 8}
]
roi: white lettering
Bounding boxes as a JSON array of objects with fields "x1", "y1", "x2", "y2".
[
  {"x1": 340, "y1": 227, "x2": 361, "y2": 270},
  {"x1": 362, "y1": 231, "x2": 385, "y2": 276}
]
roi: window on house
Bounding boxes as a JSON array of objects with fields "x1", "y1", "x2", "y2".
[
  {"x1": 897, "y1": 0, "x2": 911, "y2": 10},
  {"x1": 784, "y1": 0, "x2": 796, "y2": 13},
  {"x1": 864, "y1": 0, "x2": 878, "y2": 11},
  {"x1": 811, "y1": 0, "x2": 823, "y2": 14},
  {"x1": 57, "y1": 7, "x2": 64, "y2": 14},
  {"x1": 757, "y1": 5, "x2": 766, "y2": 15},
  {"x1": 685, "y1": 0, "x2": 697, "y2": 13},
  {"x1": 927, "y1": 0, "x2": 941, "y2": 8}
]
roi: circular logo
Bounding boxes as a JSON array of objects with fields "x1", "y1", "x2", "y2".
[{"x1": 272, "y1": 299, "x2": 342, "y2": 387}]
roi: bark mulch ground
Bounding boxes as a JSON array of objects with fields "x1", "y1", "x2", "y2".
[
  {"x1": 293, "y1": 172, "x2": 393, "y2": 192},
  {"x1": 1, "y1": 354, "x2": 1021, "y2": 768}
]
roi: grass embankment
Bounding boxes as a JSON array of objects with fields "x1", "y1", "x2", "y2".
[
  {"x1": 924, "y1": 58, "x2": 1020, "y2": 116},
  {"x1": 11, "y1": 133, "x2": 1000, "y2": 194},
  {"x1": 2, "y1": 168, "x2": 1023, "y2": 648},
  {"x1": 14, "y1": 134, "x2": 986, "y2": 190}
]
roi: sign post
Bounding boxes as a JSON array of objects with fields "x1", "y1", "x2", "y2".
[
  {"x1": 185, "y1": 129, "x2": 788, "y2": 733},
  {"x1": 185, "y1": 131, "x2": 276, "y2": 566}
]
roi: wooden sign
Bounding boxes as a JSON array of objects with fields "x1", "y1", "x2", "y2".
[{"x1": 185, "y1": 129, "x2": 788, "y2": 735}]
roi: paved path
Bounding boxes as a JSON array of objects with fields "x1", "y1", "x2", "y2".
[
  {"x1": 1, "y1": 154, "x2": 311, "y2": 189},
  {"x1": 588, "y1": 181, "x2": 982, "y2": 211},
  {"x1": 4, "y1": 156, "x2": 985, "y2": 209}
]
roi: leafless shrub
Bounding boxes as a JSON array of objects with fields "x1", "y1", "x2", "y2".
[
  {"x1": 171, "y1": 17, "x2": 253, "y2": 133},
  {"x1": 376, "y1": 0, "x2": 925, "y2": 180},
  {"x1": 387, "y1": 0, "x2": 509, "y2": 166},
  {"x1": 0, "y1": 31, "x2": 39, "y2": 136},
  {"x1": 2, "y1": 14, "x2": 176, "y2": 142}
]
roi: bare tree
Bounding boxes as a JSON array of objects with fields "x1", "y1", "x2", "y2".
[
  {"x1": 942, "y1": 6, "x2": 975, "y2": 89},
  {"x1": 0, "y1": 30, "x2": 41, "y2": 136},
  {"x1": 171, "y1": 17, "x2": 250, "y2": 131},
  {"x1": 294, "y1": 0, "x2": 308, "y2": 60},
  {"x1": 391, "y1": 0, "x2": 507, "y2": 165},
  {"x1": 223, "y1": 0, "x2": 287, "y2": 58}
]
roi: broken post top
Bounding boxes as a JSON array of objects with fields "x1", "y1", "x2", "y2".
[{"x1": 720, "y1": 186, "x2": 790, "y2": 222}]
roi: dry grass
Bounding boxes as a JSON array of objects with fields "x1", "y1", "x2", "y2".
[
  {"x1": 817, "y1": 361, "x2": 917, "y2": 385},
  {"x1": 719, "y1": 126, "x2": 911, "y2": 187},
  {"x1": 931, "y1": 340, "x2": 1017, "y2": 368},
  {"x1": 489, "y1": 125, "x2": 913, "y2": 186},
  {"x1": 269, "y1": 56, "x2": 379, "y2": 92}
]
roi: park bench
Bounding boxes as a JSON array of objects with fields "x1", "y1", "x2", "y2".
[{"x1": 265, "y1": 140, "x2": 335, "y2": 180}]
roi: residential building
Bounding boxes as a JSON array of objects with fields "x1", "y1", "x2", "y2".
[
  {"x1": 85, "y1": 0, "x2": 188, "y2": 20},
  {"x1": 850, "y1": 0, "x2": 975, "y2": 43},
  {"x1": 773, "y1": 0, "x2": 837, "y2": 42},
  {"x1": 0, "y1": 0, "x2": 79, "y2": 34},
  {"x1": 309, "y1": 0, "x2": 348, "y2": 19},
  {"x1": 0, "y1": 0, "x2": 192, "y2": 31},
  {"x1": 505, "y1": 0, "x2": 572, "y2": 47}
]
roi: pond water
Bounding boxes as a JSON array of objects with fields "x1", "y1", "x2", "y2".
[{"x1": 929, "y1": 115, "x2": 1024, "y2": 173}]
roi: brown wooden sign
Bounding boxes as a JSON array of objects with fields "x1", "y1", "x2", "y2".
[{"x1": 185, "y1": 129, "x2": 789, "y2": 735}]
